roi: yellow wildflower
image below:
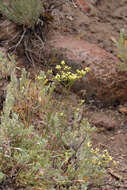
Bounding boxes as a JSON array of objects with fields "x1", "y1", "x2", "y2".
[
  {"x1": 80, "y1": 99, "x2": 85, "y2": 105},
  {"x1": 94, "y1": 148, "x2": 99, "y2": 154},
  {"x1": 64, "y1": 65, "x2": 71, "y2": 70},
  {"x1": 85, "y1": 67, "x2": 90, "y2": 72},
  {"x1": 87, "y1": 141, "x2": 92, "y2": 147},
  {"x1": 56, "y1": 65, "x2": 61, "y2": 70},
  {"x1": 68, "y1": 73, "x2": 77, "y2": 81},
  {"x1": 98, "y1": 161, "x2": 101, "y2": 166},
  {"x1": 47, "y1": 69, "x2": 52, "y2": 74},
  {"x1": 102, "y1": 154, "x2": 106, "y2": 159},
  {"x1": 76, "y1": 69, "x2": 86, "y2": 76},
  {"x1": 37, "y1": 76, "x2": 44, "y2": 80},
  {"x1": 80, "y1": 69, "x2": 86, "y2": 75},
  {"x1": 108, "y1": 156, "x2": 112, "y2": 161},
  {"x1": 76, "y1": 69, "x2": 81, "y2": 74},
  {"x1": 61, "y1": 60, "x2": 65, "y2": 65},
  {"x1": 59, "y1": 112, "x2": 64, "y2": 117},
  {"x1": 55, "y1": 74, "x2": 61, "y2": 81}
]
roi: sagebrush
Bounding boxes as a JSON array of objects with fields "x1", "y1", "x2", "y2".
[
  {"x1": 0, "y1": 52, "x2": 115, "y2": 189},
  {"x1": 0, "y1": 0, "x2": 44, "y2": 28}
]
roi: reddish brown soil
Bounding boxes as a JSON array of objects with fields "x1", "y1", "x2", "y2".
[{"x1": 49, "y1": 0, "x2": 127, "y2": 56}]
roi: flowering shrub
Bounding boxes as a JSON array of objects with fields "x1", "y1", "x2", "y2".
[{"x1": 0, "y1": 52, "x2": 116, "y2": 189}]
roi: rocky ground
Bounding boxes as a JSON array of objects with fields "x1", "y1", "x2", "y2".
[{"x1": 0, "y1": 0, "x2": 127, "y2": 189}]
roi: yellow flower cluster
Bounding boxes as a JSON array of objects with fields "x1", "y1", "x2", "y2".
[
  {"x1": 61, "y1": 60, "x2": 65, "y2": 65},
  {"x1": 56, "y1": 65, "x2": 61, "y2": 70},
  {"x1": 54, "y1": 60, "x2": 90, "y2": 84},
  {"x1": 90, "y1": 147, "x2": 116, "y2": 167},
  {"x1": 55, "y1": 73, "x2": 61, "y2": 81},
  {"x1": 103, "y1": 149, "x2": 112, "y2": 161},
  {"x1": 47, "y1": 69, "x2": 53, "y2": 74}
]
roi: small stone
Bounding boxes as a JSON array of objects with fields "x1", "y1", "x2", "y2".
[
  {"x1": 88, "y1": 112, "x2": 119, "y2": 130},
  {"x1": 118, "y1": 105, "x2": 127, "y2": 115}
]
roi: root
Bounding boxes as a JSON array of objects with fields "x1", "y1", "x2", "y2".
[{"x1": 9, "y1": 27, "x2": 26, "y2": 51}]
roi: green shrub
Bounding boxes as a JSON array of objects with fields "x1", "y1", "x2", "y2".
[
  {"x1": 0, "y1": 0, "x2": 44, "y2": 28},
  {"x1": 116, "y1": 29, "x2": 127, "y2": 71},
  {"x1": 0, "y1": 52, "x2": 115, "y2": 189}
]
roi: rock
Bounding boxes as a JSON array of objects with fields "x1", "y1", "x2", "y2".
[
  {"x1": 118, "y1": 105, "x2": 127, "y2": 115},
  {"x1": 44, "y1": 31, "x2": 127, "y2": 105},
  {"x1": 88, "y1": 112, "x2": 119, "y2": 130}
]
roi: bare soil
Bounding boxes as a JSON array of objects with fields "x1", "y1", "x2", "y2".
[
  {"x1": 0, "y1": 0, "x2": 127, "y2": 189},
  {"x1": 49, "y1": 0, "x2": 127, "y2": 55}
]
